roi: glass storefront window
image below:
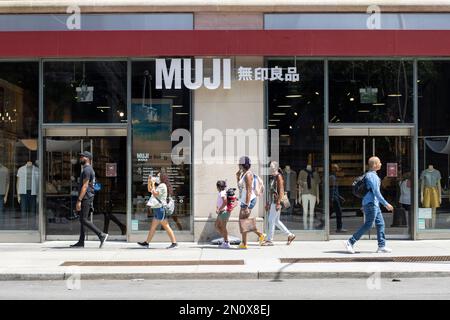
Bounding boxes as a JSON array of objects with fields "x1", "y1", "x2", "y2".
[
  {"x1": 329, "y1": 60, "x2": 414, "y2": 123},
  {"x1": 0, "y1": 62, "x2": 39, "y2": 230},
  {"x1": 131, "y1": 60, "x2": 191, "y2": 232},
  {"x1": 418, "y1": 61, "x2": 450, "y2": 231},
  {"x1": 44, "y1": 137, "x2": 127, "y2": 236},
  {"x1": 44, "y1": 61, "x2": 127, "y2": 123},
  {"x1": 267, "y1": 58, "x2": 325, "y2": 231}
]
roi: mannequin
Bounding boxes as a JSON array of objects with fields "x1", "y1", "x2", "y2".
[
  {"x1": 0, "y1": 163, "x2": 9, "y2": 217},
  {"x1": 283, "y1": 165, "x2": 297, "y2": 213},
  {"x1": 298, "y1": 164, "x2": 320, "y2": 230},
  {"x1": 16, "y1": 161, "x2": 39, "y2": 219},
  {"x1": 420, "y1": 164, "x2": 442, "y2": 229}
]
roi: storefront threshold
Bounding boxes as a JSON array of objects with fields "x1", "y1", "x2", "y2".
[
  {"x1": 417, "y1": 232, "x2": 450, "y2": 240},
  {"x1": 273, "y1": 232, "x2": 327, "y2": 241},
  {"x1": 0, "y1": 231, "x2": 41, "y2": 243}
]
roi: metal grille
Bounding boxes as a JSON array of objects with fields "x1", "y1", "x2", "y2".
[
  {"x1": 61, "y1": 260, "x2": 245, "y2": 267},
  {"x1": 280, "y1": 256, "x2": 450, "y2": 264}
]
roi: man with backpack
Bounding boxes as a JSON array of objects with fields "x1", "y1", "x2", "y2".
[{"x1": 345, "y1": 156, "x2": 394, "y2": 254}]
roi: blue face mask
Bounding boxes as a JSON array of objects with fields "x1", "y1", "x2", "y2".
[{"x1": 152, "y1": 176, "x2": 161, "y2": 184}]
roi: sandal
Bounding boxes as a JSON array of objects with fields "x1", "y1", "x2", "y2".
[{"x1": 287, "y1": 234, "x2": 296, "y2": 245}]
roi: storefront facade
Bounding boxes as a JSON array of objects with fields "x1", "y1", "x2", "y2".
[{"x1": 1, "y1": 1, "x2": 450, "y2": 242}]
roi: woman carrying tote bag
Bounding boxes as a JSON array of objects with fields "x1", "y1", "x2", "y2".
[{"x1": 138, "y1": 171, "x2": 178, "y2": 249}]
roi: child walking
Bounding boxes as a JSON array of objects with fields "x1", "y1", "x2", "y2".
[{"x1": 215, "y1": 180, "x2": 232, "y2": 249}]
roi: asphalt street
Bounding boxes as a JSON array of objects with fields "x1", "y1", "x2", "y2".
[{"x1": 1, "y1": 278, "x2": 450, "y2": 300}]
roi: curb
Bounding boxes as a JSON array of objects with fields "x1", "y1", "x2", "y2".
[{"x1": 2, "y1": 271, "x2": 450, "y2": 281}]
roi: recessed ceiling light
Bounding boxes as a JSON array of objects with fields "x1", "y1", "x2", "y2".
[
  {"x1": 289, "y1": 125, "x2": 293, "y2": 129},
  {"x1": 294, "y1": 112, "x2": 298, "y2": 116},
  {"x1": 315, "y1": 92, "x2": 320, "y2": 95},
  {"x1": 350, "y1": 98, "x2": 355, "y2": 102}
]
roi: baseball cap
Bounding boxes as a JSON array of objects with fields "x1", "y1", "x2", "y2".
[{"x1": 79, "y1": 151, "x2": 92, "y2": 160}]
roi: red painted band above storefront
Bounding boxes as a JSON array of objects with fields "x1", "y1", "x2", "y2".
[{"x1": 1, "y1": 30, "x2": 450, "y2": 58}]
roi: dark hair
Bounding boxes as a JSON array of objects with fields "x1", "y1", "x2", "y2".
[
  {"x1": 216, "y1": 180, "x2": 227, "y2": 191},
  {"x1": 158, "y1": 172, "x2": 173, "y2": 196},
  {"x1": 239, "y1": 156, "x2": 251, "y2": 171}
]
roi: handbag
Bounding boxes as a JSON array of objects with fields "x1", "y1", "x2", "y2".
[
  {"x1": 280, "y1": 192, "x2": 291, "y2": 209},
  {"x1": 239, "y1": 210, "x2": 257, "y2": 233}
]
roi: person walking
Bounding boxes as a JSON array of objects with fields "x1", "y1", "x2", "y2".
[
  {"x1": 330, "y1": 164, "x2": 346, "y2": 233},
  {"x1": 215, "y1": 180, "x2": 231, "y2": 249},
  {"x1": 70, "y1": 151, "x2": 108, "y2": 248},
  {"x1": 262, "y1": 161, "x2": 296, "y2": 246},
  {"x1": 236, "y1": 156, "x2": 266, "y2": 249},
  {"x1": 138, "y1": 171, "x2": 178, "y2": 249},
  {"x1": 345, "y1": 156, "x2": 394, "y2": 254}
]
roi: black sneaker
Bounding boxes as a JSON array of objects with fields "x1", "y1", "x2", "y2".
[
  {"x1": 167, "y1": 243, "x2": 178, "y2": 249},
  {"x1": 99, "y1": 233, "x2": 108, "y2": 248},
  {"x1": 70, "y1": 242, "x2": 84, "y2": 248},
  {"x1": 137, "y1": 241, "x2": 149, "y2": 248}
]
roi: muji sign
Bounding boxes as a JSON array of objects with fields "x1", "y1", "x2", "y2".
[{"x1": 156, "y1": 58, "x2": 300, "y2": 90}]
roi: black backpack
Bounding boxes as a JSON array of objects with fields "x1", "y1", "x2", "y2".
[{"x1": 352, "y1": 174, "x2": 370, "y2": 199}]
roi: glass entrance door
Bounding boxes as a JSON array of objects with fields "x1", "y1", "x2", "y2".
[
  {"x1": 44, "y1": 136, "x2": 127, "y2": 239},
  {"x1": 329, "y1": 132, "x2": 412, "y2": 239}
]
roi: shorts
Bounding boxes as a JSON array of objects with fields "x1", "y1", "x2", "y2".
[
  {"x1": 240, "y1": 198, "x2": 257, "y2": 209},
  {"x1": 217, "y1": 211, "x2": 231, "y2": 221},
  {"x1": 423, "y1": 187, "x2": 440, "y2": 208},
  {"x1": 153, "y1": 207, "x2": 166, "y2": 220}
]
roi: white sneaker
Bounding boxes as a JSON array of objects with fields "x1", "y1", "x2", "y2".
[
  {"x1": 219, "y1": 242, "x2": 231, "y2": 249},
  {"x1": 344, "y1": 240, "x2": 355, "y2": 254},
  {"x1": 376, "y1": 246, "x2": 392, "y2": 253}
]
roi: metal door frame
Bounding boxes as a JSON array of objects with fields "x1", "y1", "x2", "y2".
[
  {"x1": 328, "y1": 125, "x2": 415, "y2": 240},
  {"x1": 42, "y1": 128, "x2": 128, "y2": 241}
]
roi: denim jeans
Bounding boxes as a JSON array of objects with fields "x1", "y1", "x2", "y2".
[
  {"x1": 349, "y1": 203, "x2": 386, "y2": 248},
  {"x1": 267, "y1": 203, "x2": 292, "y2": 241},
  {"x1": 332, "y1": 198, "x2": 343, "y2": 230},
  {"x1": 20, "y1": 191, "x2": 36, "y2": 219}
]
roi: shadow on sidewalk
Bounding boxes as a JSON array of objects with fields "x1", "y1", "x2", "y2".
[{"x1": 323, "y1": 250, "x2": 375, "y2": 254}]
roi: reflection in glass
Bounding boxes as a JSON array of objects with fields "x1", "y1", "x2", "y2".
[
  {"x1": 44, "y1": 137, "x2": 127, "y2": 236},
  {"x1": 0, "y1": 62, "x2": 39, "y2": 230},
  {"x1": 44, "y1": 61, "x2": 127, "y2": 123},
  {"x1": 267, "y1": 59, "x2": 325, "y2": 231},
  {"x1": 418, "y1": 61, "x2": 450, "y2": 230},
  {"x1": 329, "y1": 60, "x2": 414, "y2": 123},
  {"x1": 131, "y1": 61, "x2": 191, "y2": 232},
  {"x1": 329, "y1": 136, "x2": 412, "y2": 237}
]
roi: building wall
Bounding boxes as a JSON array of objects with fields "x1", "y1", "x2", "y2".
[{"x1": 193, "y1": 56, "x2": 265, "y2": 242}]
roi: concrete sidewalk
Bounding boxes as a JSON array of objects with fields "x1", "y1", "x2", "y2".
[{"x1": 1, "y1": 240, "x2": 450, "y2": 280}]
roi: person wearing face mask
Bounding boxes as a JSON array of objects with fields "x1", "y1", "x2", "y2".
[
  {"x1": 70, "y1": 151, "x2": 108, "y2": 248},
  {"x1": 138, "y1": 171, "x2": 178, "y2": 249}
]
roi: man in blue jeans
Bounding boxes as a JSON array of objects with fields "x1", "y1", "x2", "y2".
[{"x1": 345, "y1": 156, "x2": 394, "y2": 254}]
